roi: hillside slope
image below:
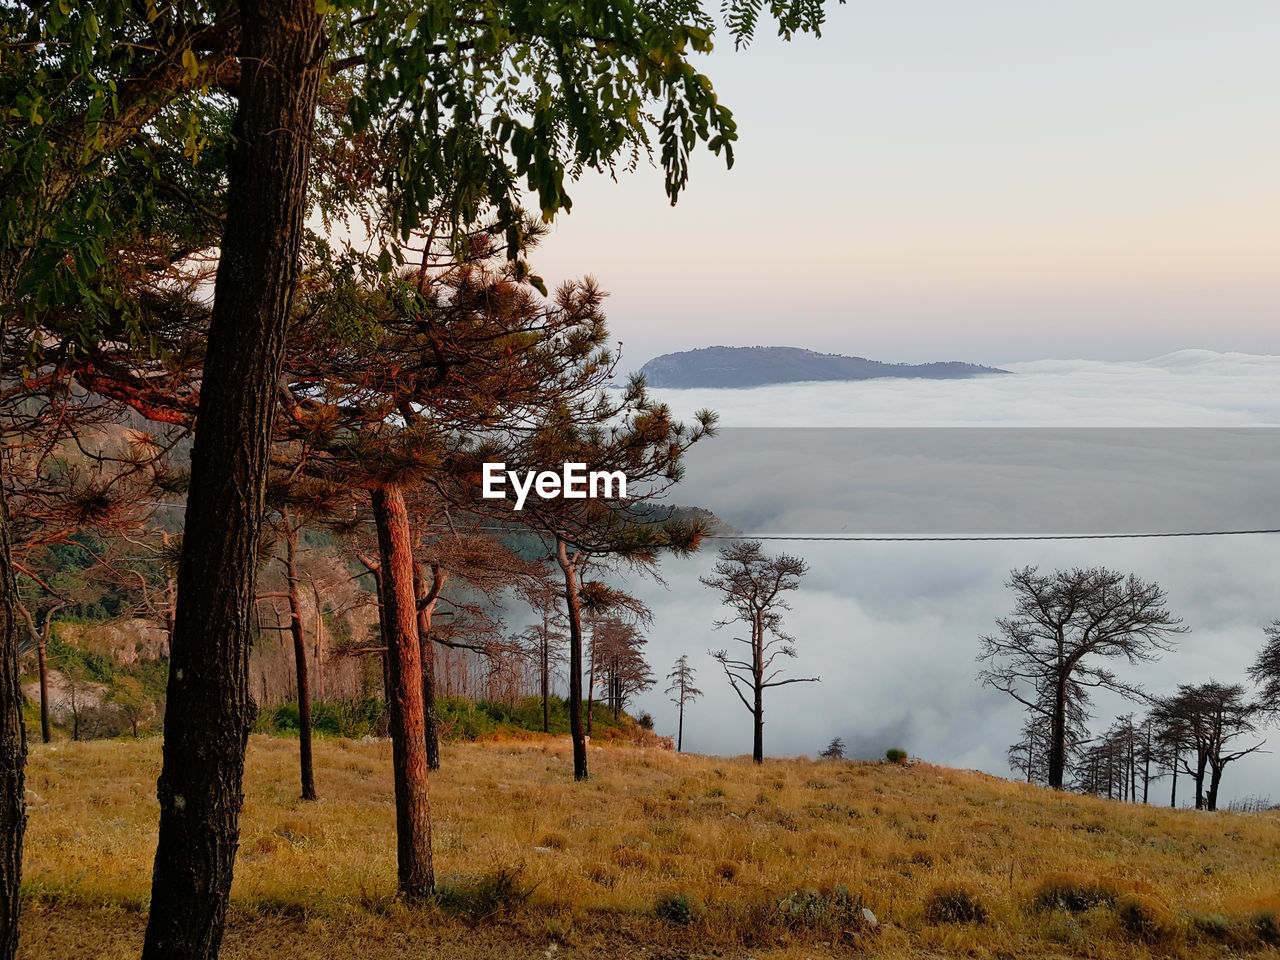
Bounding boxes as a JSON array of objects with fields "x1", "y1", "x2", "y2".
[{"x1": 23, "y1": 737, "x2": 1280, "y2": 959}]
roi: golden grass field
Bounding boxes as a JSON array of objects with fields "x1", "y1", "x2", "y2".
[{"x1": 20, "y1": 734, "x2": 1280, "y2": 959}]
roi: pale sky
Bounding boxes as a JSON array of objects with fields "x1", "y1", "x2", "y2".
[{"x1": 531, "y1": 2, "x2": 1280, "y2": 371}]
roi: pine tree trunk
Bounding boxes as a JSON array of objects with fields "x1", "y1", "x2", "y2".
[
  {"x1": 412, "y1": 564, "x2": 441, "y2": 772},
  {"x1": 0, "y1": 451, "x2": 27, "y2": 960},
  {"x1": 1206, "y1": 764, "x2": 1223, "y2": 812},
  {"x1": 585, "y1": 620, "x2": 596, "y2": 737},
  {"x1": 540, "y1": 619, "x2": 550, "y2": 734},
  {"x1": 677, "y1": 696, "x2": 684, "y2": 753},
  {"x1": 141, "y1": 4, "x2": 325, "y2": 956},
  {"x1": 557, "y1": 540, "x2": 588, "y2": 781},
  {"x1": 372, "y1": 486, "x2": 433, "y2": 899},
  {"x1": 284, "y1": 527, "x2": 316, "y2": 801},
  {"x1": 35, "y1": 641, "x2": 49, "y2": 744},
  {"x1": 752, "y1": 683, "x2": 764, "y2": 764}
]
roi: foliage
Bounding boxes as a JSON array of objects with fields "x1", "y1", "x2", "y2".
[
  {"x1": 924, "y1": 883, "x2": 988, "y2": 925},
  {"x1": 885, "y1": 748, "x2": 907, "y2": 764},
  {"x1": 654, "y1": 890, "x2": 705, "y2": 925}
]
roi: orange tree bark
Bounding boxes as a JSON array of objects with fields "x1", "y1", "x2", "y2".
[
  {"x1": 372, "y1": 485, "x2": 433, "y2": 898},
  {"x1": 141, "y1": 3, "x2": 326, "y2": 957}
]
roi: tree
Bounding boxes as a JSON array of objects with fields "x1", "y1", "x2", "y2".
[
  {"x1": 703, "y1": 540, "x2": 817, "y2": 764},
  {"x1": 1151, "y1": 681, "x2": 1266, "y2": 811},
  {"x1": 665, "y1": 655, "x2": 702, "y2": 752},
  {"x1": 1249, "y1": 620, "x2": 1280, "y2": 713},
  {"x1": 819, "y1": 736, "x2": 845, "y2": 760},
  {"x1": 977, "y1": 566, "x2": 1183, "y2": 790}
]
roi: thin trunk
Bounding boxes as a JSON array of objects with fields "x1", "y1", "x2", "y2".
[
  {"x1": 677, "y1": 688, "x2": 685, "y2": 753},
  {"x1": 412, "y1": 563, "x2": 442, "y2": 772},
  {"x1": 0, "y1": 454, "x2": 25, "y2": 960},
  {"x1": 284, "y1": 525, "x2": 316, "y2": 801},
  {"x1": 310, "y1": 579, "x2": 325, "y2": 699},
  {"x1": 1170, "y1": 747, "x2": 1178, "y2": 808},
  {"x1": 372, "y1": 486, "x2": 433, "y2": 899},
  {"x1": 540, "y1": 613, "x2": 550, "y2": 734},
  {"x1": 585, "y1": 619, "x2": 596, "y2": 736},
  {"x1": 142, "y1": 5, "x2": 325, "y2": 957},
  {"x1": 557, "y1": 540, "x2": 588, "y2": 781},
  {"x1": 36, "y1": 642, "x2": 49, "y2": 745}
]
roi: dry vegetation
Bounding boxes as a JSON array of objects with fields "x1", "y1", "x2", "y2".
[{"x1": 21, "y1": 735, "x2": 1280, "y2": 959}]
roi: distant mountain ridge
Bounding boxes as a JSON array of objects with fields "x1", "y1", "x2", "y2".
[{"x1": 637, "y1": 346, "x2": 1008, "y2": 388}]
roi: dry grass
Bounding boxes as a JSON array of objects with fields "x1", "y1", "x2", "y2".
[{"x1": 20, "y1": 735, "x2": 1280, "y2": 958}]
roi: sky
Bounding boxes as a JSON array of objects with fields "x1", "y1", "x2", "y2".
[
  {"x1": 597, "y1": 353, "x2": 1280, "y2": 805},
  {"x1": 529, "y1": 2, "x2": 1280, "y2": 370}
]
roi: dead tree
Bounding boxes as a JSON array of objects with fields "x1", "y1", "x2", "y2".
[
  {"x1": 703, "y1": 540, "x2": 817, "y2": 764},
  {"x1": 978, "y1": 566, "x2": 1183, "y2": 789}
]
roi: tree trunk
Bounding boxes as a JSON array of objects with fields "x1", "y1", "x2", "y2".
[
  {"x1": 677, "y1": 693, "x2": 684, "y2": 753},
  {"x1": 372, "y1": 485, "x2": 433, "y2": 899},
  {"x1": 412, "y1": 564, "x2": 441, "y2": 772},
  {"x1": 556, "y1": 540, "x2": 588, "y2": 781},
  {"x1": 141, "y1": 4, "x2": 326, "y2": 957},
  {"x1": 585, "y1": 619, "x2": 596, "y2": 736},
  {"x1": 284, "y1": 526, "x2": 316, "y2": 801},
  {"x1": 1048, "y1": 673, "x2": 1067, "y2": 789},
  {"x1": 752, "y1": 682, "x2": 764, "y2": 764},
  {"x1": 310, "y1": 579, "x2": 325, "y2": 699},
  {"x1": 1206, "y1": 763, "x2": 1223, "y2": 812},
  {"x1": 1169, "y1": 749, "x2": 1178, "y2": 808},
  {"x1": 0, "y1": 445, "x2": 27, "y2": 960},
  {"x1": 36, "y1": 641, "x2": 49, "y2": 745},
  {"x1": 540, "y1": 615, "x2": 550, "y2": 734}
]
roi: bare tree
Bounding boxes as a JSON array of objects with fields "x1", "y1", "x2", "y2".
[
  {"x1": 978, "y1": 566, "x2": 1183, "y2": 789},
  {"x1": 664, "y1": 654, "x2": 701, "y2": 752},
  {"x1": 1151, "y1": 681, "x2": 1266, "y2": 811},
  {"x1": 703, "y1": 541, "x2": 817, "y2": 764}
]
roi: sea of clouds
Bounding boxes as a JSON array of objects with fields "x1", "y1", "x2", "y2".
[{"x1": 610, "y1": 351, "x2": 1280, "y2": 804}]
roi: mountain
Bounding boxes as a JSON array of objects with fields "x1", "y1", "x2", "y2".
[{"x1": 637, "y1": 346, "x2": 1008, "y2": 388}]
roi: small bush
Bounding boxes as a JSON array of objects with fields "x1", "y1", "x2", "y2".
[
  {"x1": 1188, "y1": 912, "x2": 1233, "y2": 942},
  {"x1": 777, "y1": 885, "x2": 868, "y2": 934},
  {"x1": 885, "y1": 748, "x2": 908, "y2": 764},
  {"x1": 637, "y1": 711, "x2": 654, "y2": 730},
  {"x1": 435, "y1": 864, "x2": 534, "y2": 918},
  {"x1": 613, "y1": 847, "x2": 652, "y2": 870},
  {"x1": 584, "y1": 862, "x2": 619, "y2": 888},
  {"x1": 1033, "y1": 873, "x2": 1122, "y2": 912},
  {"x1": 1253, "y1": 907, "x2": 1280, "y2": 947},
  {"x1": 713, "y1": 859, "x2": 739, "y2": 882},
  {"x1": 924, "y1": 883, "x2": 988, "y2": 924},
  {"x1": 1114, "y1": 894, "x2": 1175, "y2": 943},
  {"x1": 654, "y1": 891, "x2": 704, "y2": 925},
  {"x1": 539, "y1": 832, "x2": 568, "y2": 850}
]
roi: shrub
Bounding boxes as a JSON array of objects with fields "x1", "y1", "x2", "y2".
[
  {"x1": 1253, "y1": 907, "x2": 1280, "y2": 947},
  {"x1": 1033, "y1": 873, "x2": 1122, "y2": 912},
  {"x1": 777, "y1": 886, "x2": 868, "y2": 934},
  {"x1": 1114, "y1": 894, "x2": 1175, "y2": 943},
  {"x1": 637, "y1": 711, "x2": 654, "y2": 730},
  {"x1": 435, "y1": 864, "x2": 534, "y2": 918},
  {"x1": 885, "y1": 748, "x2": 908, "y2": 764},
  {"x1": 539, "y1": 832, "x2": 568, "y2": 851},
  {"x1": 713, "y1": 859, "x2": 739, "y2": 882},
  {"x1": 924, "y1": 883, "x2": 987, "y2": 924},
  {"x1": 654, "y1": 891, "x2": 704, "y2": 925}
]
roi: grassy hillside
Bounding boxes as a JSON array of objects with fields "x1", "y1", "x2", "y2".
[{"x1": 22, "y1": 736, "x2": 1280, "y2": 959}]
